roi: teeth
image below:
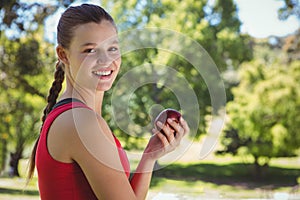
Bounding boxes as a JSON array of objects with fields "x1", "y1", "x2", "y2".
[{"x1": 93, "y1": 70, "x2": 112, "y2": 76}]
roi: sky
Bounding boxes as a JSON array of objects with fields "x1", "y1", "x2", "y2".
[
  {"x1": 40, "y1": 0, "x2": 300, "y2": 41},
  {"x1": 234, "y1": 0, "x2": 299, "y2": 38}
]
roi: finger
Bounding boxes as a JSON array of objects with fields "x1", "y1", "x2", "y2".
[
  {"x1": 151, "y1": 127, "x2": 170, "y2": 148},
  {"x1": 167, "y1": 118, "x2": 184, "y2": 138},
  {"x1": 151, "y1": 128, "x2": 159, "y2": 135},
  {"x1": 156, "y1": 121, "x2": 175, "y2": 143},
  {"x1": 156, "y1": 131, "x2": 170, "y2": 147},
  {"x1": 179, "y1": 117, "x2": 190, "y2": 135}
]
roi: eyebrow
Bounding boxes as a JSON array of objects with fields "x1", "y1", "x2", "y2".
[
  {"x1": 80, "y1": 42, "x2": 97, "y2": 47},
  {"x1": 80, "y1": 39, "x2": 119, "y2": 47}
]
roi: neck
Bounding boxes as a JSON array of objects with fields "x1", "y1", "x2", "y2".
[{"x1": 60, "y1": 79, "x2": 104, "y2": 116}]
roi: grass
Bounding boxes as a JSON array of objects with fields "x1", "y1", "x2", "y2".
[
  {"x1": 0, "y1": 177, "x2": 39, "y2": 200},
  {"x1": 150, "y1": 160, "x2": 300, "y2": 199},
  {"x1": 153, "y1": 162, "x2": 299, "y2": 186},
  {"x1": 0, "y1": 156, "x2": 299, "y2": 199}
]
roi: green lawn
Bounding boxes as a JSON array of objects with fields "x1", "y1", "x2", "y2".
[
  {"x1": 150, "y1": 161, "x2": 300, "y2": 199},
  {"x1": 0, "y1": 156, "x2": 299, "y2": 199},
  {"x1": 0, "y1": 177, "x2": 39, "y2": 200}
]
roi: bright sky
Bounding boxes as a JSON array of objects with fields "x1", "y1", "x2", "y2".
[
  {"x1": 40, "y1": 0, "x2": 300, "y2": 41},
  {"x1": 234, "y1": 0, "x2": 300, "y2": 38}
]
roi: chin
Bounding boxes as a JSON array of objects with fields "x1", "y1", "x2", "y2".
[{"x1": 96, "y1": 84, "x2": 113, "y2": 92}]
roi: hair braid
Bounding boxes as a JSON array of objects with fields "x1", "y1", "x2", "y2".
[
  {"x1": 41, "y1": 62, "x2": 65, "y2": 123},
  {"x1": 27, "y1": 61, "x2": 65, "y2": 180}
]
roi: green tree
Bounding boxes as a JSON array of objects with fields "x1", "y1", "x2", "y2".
[
  {"x1": 0, "y1": 30, "x2": 56, "y2": 176},
  {"x1": 0, "y1": 0, "x2": 76, "y2": 176},
  {"x1": 279, "y1": 0, "x2": 300, "y2": 63},
  {"x1": 0, "y1": 0, "x2": 254, "y2": 173},
  {"x1": 0, "y1": 0, "x2": 76, "y2": 30},
  {"x1": 219, "y1": 0, "x2": 300, "y2": 177},
  {"x1": 4, "y1": 90, "x2": 43, "y2": 176},
  {"x1": 278, "y1": 0, "x2": 300, "y2": 20},
  {"x1": 221, "y1": 57, "x2": 300, "y2": 177},
  {"x1": 102, "y1": 0, "x2": 252, "y2": 147}
]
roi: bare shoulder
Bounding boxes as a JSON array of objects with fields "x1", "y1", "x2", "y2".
[
  {"x1": 48, "y1": 107, "x2": 135, "y2": 199},
  {"x1": 63, "y1": 107, "x2": 117, "y2": 156},
  {"x1": 47, "y1": 107, "x2": 115, "y2": 163}
]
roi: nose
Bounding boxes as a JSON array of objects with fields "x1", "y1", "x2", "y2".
[{"x1": 96, "y1": 52, "x2": 112, "y2": 65}]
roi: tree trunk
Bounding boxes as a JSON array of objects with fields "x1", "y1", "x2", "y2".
[
  {"x1": 9, "y1": 116, "x2": 26, "y2": 177},
  {"x1": 0, "y1": 138, "x2": 8, "y2": 174},
  {"x1": 1, "y1": 120, "x2": 10, "y2": 175},
  {"x1": 9, "y1": 150, "x2": 22, "y2": 177},
  {"x1": 254, "y1": 156, "x2": 262, "y2": 180}
]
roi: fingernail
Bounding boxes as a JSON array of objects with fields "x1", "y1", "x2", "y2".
[
  {"x1": 157, "y1": 121, "x2": 163, "y2": 127},
  {"x1": 167, "y1": 118, "x2": 173, "y2": 123}
]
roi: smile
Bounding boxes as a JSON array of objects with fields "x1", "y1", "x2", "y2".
[{"x1": 92, "y1": 70, "x2": 113, "y2": 76}]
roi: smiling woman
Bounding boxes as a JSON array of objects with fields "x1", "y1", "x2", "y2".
[
  {"x1": 60, "y1": 20, "x2": 121, "y2": 91},
  {"x1": 27, "y1": 3, "x2": 189, "y2": 200}
]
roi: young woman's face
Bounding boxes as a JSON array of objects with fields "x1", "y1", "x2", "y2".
[{"x1": 66, "y1": 20, "x2": 121, "y2": 92}]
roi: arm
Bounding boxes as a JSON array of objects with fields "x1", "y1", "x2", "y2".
[
  {"x1": 62, "y1": 108, "x2": 137, "y2": 199},
  {"x1": 57, "y1": 108, "x2": 188, "y2": 200},
  {"x1": 130, "y1": 154, "x2": 156, "y2": 200},
  {"x1": 130, "y1": 117, "x2": 190, "y2": 199}
]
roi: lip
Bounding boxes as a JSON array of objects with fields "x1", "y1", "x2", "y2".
[
  {"x1": 92, "y1": 68, "x2": 114, "y2": 80},
  {"x1": 92, "y1": 66, "x2": 114, "y2": 73},
  {"x1": 92, "y1": 70, "x2": 113, "y2": 76}
]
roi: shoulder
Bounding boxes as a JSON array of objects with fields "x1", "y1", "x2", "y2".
[
  {"x1": 48, "y1": 107, "x2": 135, "y2": 199},
  {"x1": 53, "y1": 107, "x2": 103, "y2": 132},
  {"x1": 48, "y1": 107, "x2": 116, "y2": 162},
  {"x1": 53, "y1": 107, "x2": 114, "y2": 144},
  {"x1": 60, "y1": 107, "x2": 120, "y2": 160}
]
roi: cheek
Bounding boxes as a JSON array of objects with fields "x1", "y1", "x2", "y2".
[
  {"x1": 68, "y1": 54, "x2": 85, "y2": 70},
  {"x1": 114, "y1": 58, "x2": 122, "y2": 71},
  {"x1": 68, "y1": 56, "x2": 94, "y2": 84}
]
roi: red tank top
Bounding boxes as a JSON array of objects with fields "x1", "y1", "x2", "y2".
[{"x1": 36, "y1": 100, "x2": 130, "y2": 200}]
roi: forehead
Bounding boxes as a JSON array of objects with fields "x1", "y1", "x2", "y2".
[{"x1": 71, "y1": 21, "x2": 118, "y2": 47}]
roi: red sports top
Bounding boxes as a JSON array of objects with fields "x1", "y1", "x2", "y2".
[{"x1": 36, "y1": 101, "x2": 130, "y2": 200}]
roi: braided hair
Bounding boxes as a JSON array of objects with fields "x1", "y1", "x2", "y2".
[
  {"x1": 27, "y1": 3, "x2": 116, "y2": 179},
  {"x1": 27, "y1": 61, "x2": 64, "y2": 179},
  {"x1": 43, "y1": 61, "x2": 65, "y2": 122}
]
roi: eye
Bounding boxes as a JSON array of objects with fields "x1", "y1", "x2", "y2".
[
  {"x1": 83, "y1": 48, "x2": 96, "y2": 53},
  {"x1": 108, "y1": 46, "x2": 119, "y2": 52}
]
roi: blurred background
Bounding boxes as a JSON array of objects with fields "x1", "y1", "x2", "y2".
[{"x1": 0, "y1": 0, "x2": 299, "y2": 199}]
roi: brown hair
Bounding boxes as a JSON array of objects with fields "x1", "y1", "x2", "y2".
[{"x1": 28, "y1": 4, "x2": 116, "y2": 179}]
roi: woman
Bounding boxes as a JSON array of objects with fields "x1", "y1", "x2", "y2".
[{"x1": 28, "y1": 4, "x2": 189, "y2": 200}]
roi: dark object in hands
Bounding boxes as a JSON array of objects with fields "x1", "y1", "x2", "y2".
[{"x1": 154, "y1": 108, "x2": 181, "y2": 135}]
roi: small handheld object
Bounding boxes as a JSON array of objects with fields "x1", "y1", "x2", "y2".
[{"x1": 154, "y1": 108, "x2": 181, "y2": 135}]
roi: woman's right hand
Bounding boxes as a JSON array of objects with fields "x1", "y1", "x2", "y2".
[
  {"x1": 129, "y1": 117, "x2": 189, "y2": 199},
  {"x1": 143, "y1": 117, "x2": 189, "y2": 161}
]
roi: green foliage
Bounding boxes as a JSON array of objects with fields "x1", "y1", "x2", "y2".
[
  {"x1": 0, "y1": 0, "x2": 74, "y2": 38},
  {"x1": 222, "y1": 57, "x2": 300, "y2": 165},
  {"x1": 278, "y1": 0, "x2": 300, "y2": 20},
  {"x1": 101, "y1": 0, "x2": 252, "y2": 148},
  {"x1": 0, "y1": 24, "x2": 55, "y2": 174},
  {"x1": 0, "y1": 0, "x2": 298, "y2": 182}
]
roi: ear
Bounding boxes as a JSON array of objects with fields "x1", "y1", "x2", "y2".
[{"x1": 56, "y1": 45, "x2": 69, "y2": 65}]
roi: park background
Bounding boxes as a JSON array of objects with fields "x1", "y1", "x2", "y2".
[{"x1": 0, "y1": 0, "x2": 299, "y2": 199}]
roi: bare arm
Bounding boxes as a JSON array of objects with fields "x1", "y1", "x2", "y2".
[
  {"x1": 51, "y1": 108, "x2": 189, "y2": 200},
  {"x1": 130, "y1": 117, "x2": 190, "y2": 199},
  {"x1": 54, "y1": 108, "x2": 137, "y2": 199}
]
